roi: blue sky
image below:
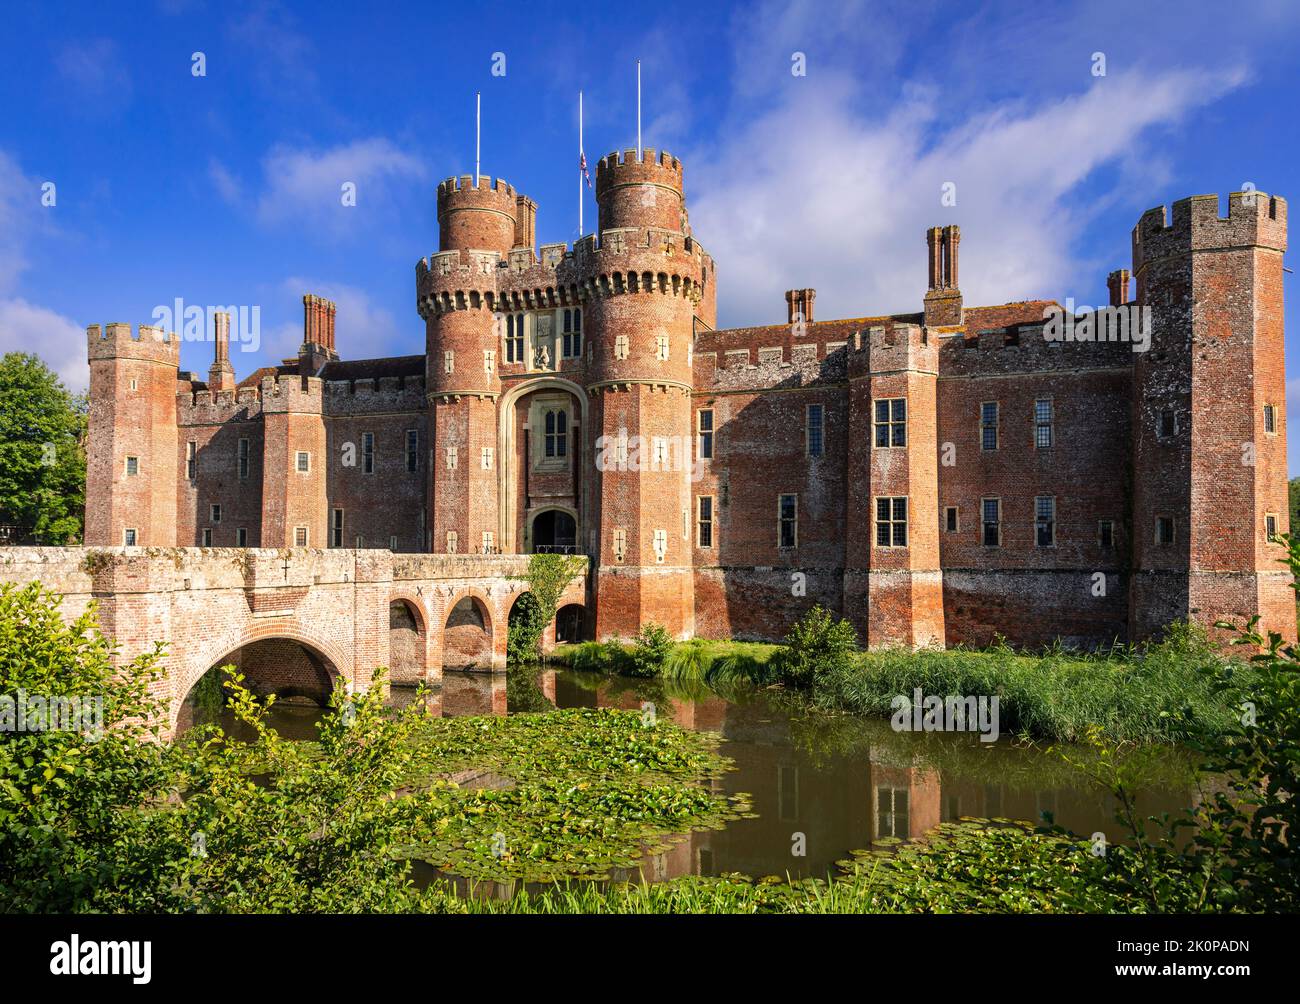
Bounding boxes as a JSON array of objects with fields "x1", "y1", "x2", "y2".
[{"x1": 3, "y1": 0, "x2": 1300, "y2": 467}]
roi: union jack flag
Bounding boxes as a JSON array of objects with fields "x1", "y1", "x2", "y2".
[{"x1": 580, "y1": 151, "x2": 592, "y2": 188}]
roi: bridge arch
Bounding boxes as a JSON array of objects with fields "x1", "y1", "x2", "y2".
[
  {"x1": 439, "y1": 587, "x2": 499, "y2": 671},
  {"x1": 388, "y1": 594, "x2": 431, "y2": 685}
]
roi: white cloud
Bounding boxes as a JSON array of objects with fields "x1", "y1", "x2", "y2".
[
  {"x1": 0, "y1": 298, "x2": 88, "y2": 392},
  {"x1": 689, "y1": 65, "x2": 1248, "y2": 326},
  {"x1": 253, "y1": 277, "x2": 407, "y2": 363}
]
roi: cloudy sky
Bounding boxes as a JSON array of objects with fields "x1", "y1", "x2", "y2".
[{"x1": 2, "y1": 0, "x2": 1299, "y2": 465}]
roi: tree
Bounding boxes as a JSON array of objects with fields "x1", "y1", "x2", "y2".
[
  {"x1": 0, "y1": 353, "x2": 86, "y2": 543},
  {"x1": 509, "y1": 553, "x2": 586, "y2": 661}
]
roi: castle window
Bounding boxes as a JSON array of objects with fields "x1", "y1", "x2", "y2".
[
  {"x1": 331, "y1": 508, "x2": 344, "y2": 548},
  {"x1": 876, "y1": 496, "x2": 908, "y2": 548},
  {"x1": 778, "y1": 494, "x2": 798, "y2": 548},
  {"x1": 945, "y1": 506, "x2": 959, "y2": 533},
  {"x1": 444, "y1": 350, "x2": 455, "y2": 374},
  {"x1": 406, "y1": 430, "x2": 419, "y2": 472},
  {"x1": 505, "y1": 314, "x2": 525, "y2": 364},
  {"x1": 980, "y1": 402, "x2": 999, "y2": 451},
  {"x1": 613, "y1": 527, "x2": 626, "y2": 562},
  {"x1": 125, "y1": 456, "x2": 139, "y2": 477},
  {"x1": 484, "y1": 349, "x2": 495, "y2": 374},
  {"x1": 294, "y1": 526, "x2": 308, "y2": 546},
  {"x1": 124, "y1": 528, "x2": 137, "y2": 546},
  {"x1": 296, "y1": 451, "x2": 310, "y2": 473},
  {"x1": 1265, "y1": 513, "x2": 1279, "y2": 542},
  {"x1": 355, "y1": 535, "x2": 365, "y2": 548},
  {"x1": 698, "y1": 409, "x2": 714, "y2": 459},
  {"x1": 481, "y1": 531, "x2": 495, "y2": 554},
  {"x1": 698, "y1": 496, "x2": 714, "y2": 548},
  {"x1": 210, "y1": 504, "x2": 221, "y2": 524},
  {"x1": 129, "y1": 379, "x2": 137, "y2": 392},
  {"x1": 481, "y1": 446, "x2": 494, "y2": 470},
  {"x1": 236, "y1": 527, "x2": 247, "y2": 547},
  {"x1": 446, "y1": 531, "x2": 458, "y2": 553},
  {"x1": 544, "y1": 409, "x2": 568, "y2": 458},
  {"x1": 1264, "y1": 404, "x2": 1277, "y2": 434},
  {"x1": 389, "y1": 535, "x2": 398, "y2": 551},
  {"x1": 615, "y1": 335, "x2": 629, "y2": 360},
  {"x1": 982, "y1": 497, "x2": 1001, "y2": 546},
  {"x1": 238, "y1": 438, "x2": 249, "y2": 480},
  {"x1": 562, "y1": 308, "x2": 583, "y2": 358},
  {"x1": 806, "y1": 404, "x2": 824, "y2": 458},
  {"x1": 446, "y1": 446, "x2": 458, "y2": 470},
  {"x1": 1035, "y1": 496, "x2": 1055, "y2": 546},
  {"x1": 653, "y1": 528, "x2": 667, "y2": 563},
  {"x1": 1158, "y1": 409, "x2": 1177, "y2": 438},
  {"x1": 186, "y1": 441, "x2": 197, "y2": 480},
  {"x1": 1099, "y1": 519, "x2": 1114, "y2": 549},
  {"x1": 656, "y1": 335, "x2": 670, "y2": 361},
  {"x1": 1035, "y1": 399, "x2": 1054, "y2": 449},
  {"x1": 202, "y1": 528, "x2": 212, "y2": 546},
  {"x1": 362, "y1": 432, "x2": 374, "y2": 474},
  {"x1": 1155, "y1": 516, "x2": 1174, "y2": 546},
  {"x1": 874, "y1": 398, "x2": 906, "y2": 448}
]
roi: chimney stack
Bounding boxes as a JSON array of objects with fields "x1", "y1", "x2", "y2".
[
  {"x1": 1107, "y1": 268, "x2": 1131, "y2": 307},
  {"x1": 208, "y1": 312, "x2": 235, "y2": 392},
  {"x1": 785, "y1": 288, "x2": 816, "y2": 325},
  {"x1": 514, "y1": 195, "x2": 537, "y2": 251},
  {"x1": 923, "y1": 225, "x2": 963, "y2": 326}
]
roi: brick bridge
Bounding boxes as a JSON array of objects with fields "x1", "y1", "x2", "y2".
[{"x1": 0, "y1": 547, "x2": 588, "y2": 737}]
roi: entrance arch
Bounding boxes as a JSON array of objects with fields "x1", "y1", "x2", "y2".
[
  {"x1": 530, "y1": 507, "x2": 578, "y2": 553},
  {"x1": 442, "y1": 594, "x2": 494, "y2": 670}
]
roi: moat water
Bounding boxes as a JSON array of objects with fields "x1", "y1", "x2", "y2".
[{"x1": 188, "y1": 667, "x2": 1200, "y2": 885}]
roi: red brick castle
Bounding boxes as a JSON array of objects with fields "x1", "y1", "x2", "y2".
[{"x1": 84, "y1": 148, "x2": 1294, "y2": 649}]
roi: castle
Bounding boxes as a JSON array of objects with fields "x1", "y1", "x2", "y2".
[{"x1": 84, "y1": 147, "x2": 1294, "y2": 650}]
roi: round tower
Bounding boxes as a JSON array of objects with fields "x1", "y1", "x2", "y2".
[
  {"x1": 437, "y1": 174, "x2": 518, "y2": 257},
  {"x1": 596, "y1": 149, "x2": 687, "y2": 234},
  {"x1": 581, "y1": 150, "x2": 705, "y2": 640}
]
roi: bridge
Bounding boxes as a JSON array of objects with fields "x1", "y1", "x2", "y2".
[{"x1": 0, "y1": 547, "x2": 588, "y2": 737}]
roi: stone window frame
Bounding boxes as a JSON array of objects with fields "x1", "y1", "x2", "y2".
[
  {"x1": 202, "y1": 528, "x2": 213, "y2": 547},
  {"x1": 874, "y1": 495, "x2": 908, "y2": 548},
  {"x1": 361, "y1": 431, "x2": 375, "y2": 474},
  {"x1": 186, "y1": 441, "x2": 197, "y2": 480},
  {"x1": 1034, "y1": 398, "x2": 1054, "y2": 449},
  {"x1": 331, "y1": 508, "x2": 344, "y2": 548},
  {"x1": 944, "y1": 506, "x2": 959, "y2": 533},
  {"x1": 1098, "y1": 519, "x2": 1115, "y2": 549},
  {"x1": 210, "y1": 503, "x2": 222, "y2": 524},
  {"x1": 294, "y1": 526, "x2": 309, "y2": 547},
  {"x1": 805, "y1": 403, "x2": 825, "y2": 458},
  {"x1": 123, "y1": 528, "x2": 137, "y2": 546},
  {"x1": 874, "y1": 398, "x2": 907, "y2": 449},
  {"x1": 1265, "y1": 512, "x2": 1280, "y2": 543},
  {"x1": 1154, "y1": 515, "x2": 1175, "y2": 546},
  {"x1": 979, "y1": 402, "x2": 999, "y2": 452},
  {"x1": 295, "y1": 451, "x2": 311, "y2": 474},
  {"x1": 504, "y1": 313, "x2": 526, "y2": 364},
  {"x1": 697, "y1": 495, "x2": 714, "y2": 548},
  {"x1": 237, "y1": 438, "x2": 250, "y2": 480},
  {"x1": 389, "y1": 535, "x2": 398, "y2": 551},
  {"x1": 236, "y1": 527, "x2": 248, "y2": 547},
  {"x1": 1157, "y1": 408, "x2": 1178, "y2": 440},
  {"x1": 1034, "y1": 495, "x2": 1056, "y2": 547},
  {"x1": 981, "y1": 496, "x2": 1001, "y2": 547},
  {"x1": 778, "y1": 493, "x2": 798, "y2": 549},
  {"x1": 1264, "y1": 403, "x2": 1277, "y2": 435},
  {"x1": 697, "y1": 409, "x2": 714, "y2": 460},
  {"x1": 530, "y1": 394, "x2": 572, "y2": 473},
  {"x1": 561, "y1": 307, "x2": 583, "y2": 359},
  {"x1": 124, "y1": 455, "x2": 139, "y2": 477},
  {"x1": 405, "y1": 429, "x2": 419, "y2": 473}
]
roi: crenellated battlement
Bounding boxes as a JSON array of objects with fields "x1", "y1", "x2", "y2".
[
  {"x1": 259, "y1": 373, "x2": 323, "y2": 413},
  {"x1": 595, "y1": 148, "x2": 687, "y2": 234},
  {"x1": 436, "y1": 174, "x2": 517, "y2": 201},
  {"x1": 178, "y1": 386, "x2": 262, "y2": 426},
  {"x1": 87, "y1": 322, "x2": 181, "y2": 363},
  {"x1": 1132, "y1": 192, "x2": 1288, "y2": 272},
  {"x1": 323, "y1": 374, "x2": 426, "y2": 415},
  {"x1": 595, "y1": 148, "x2": 683, "y2": 186}
]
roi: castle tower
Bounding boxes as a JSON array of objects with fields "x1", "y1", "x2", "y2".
[
  {"x1": 844, "y1": 321, "x2": 944, "y2": 648},
  {"x1": 85, "y1": 323, "x2": 180, "y2": 546},
  {"x1": 1129, "y1": 192, "x2": 1293, "y2": 642},
  {"x1": 259, "y1": 374, "x2": 327, "y2": 547},
  {"x1": 421, "y1": 175, "x2": 516, "y2": 554},
  {"x1": 586, "y1": 150, "x2": 701, "y2": 639}
]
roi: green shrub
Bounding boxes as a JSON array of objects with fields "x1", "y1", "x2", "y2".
[
  {"x1": 630, "y1": 623, "x2": 673, "y2": 677},
  {"x1": 777, "y1": 605, "x2": 859, "y2": 689}
]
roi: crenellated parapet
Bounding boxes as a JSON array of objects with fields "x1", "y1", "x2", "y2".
[
  {"x1": 178, "y1": 386, "x2": 262, "y2": 426},
  {"x1": 260, "y1": 373, "x2": 323, "y2": 414},
  {"x1": 596, "y1": 148, "x2": 686, "y2": 234},
  {"x1": 87, "y1": 322, "x2": 181, "y2": 365},
  {"x1": 1132, "y1": 192, "x2": 1287, "y2": 274},
  {"x1": 323, "y1": 374, "x2": 427, "y2": 415},
  {"x1": 436, "y1": 175, "x2": 519, "y2": 256}
]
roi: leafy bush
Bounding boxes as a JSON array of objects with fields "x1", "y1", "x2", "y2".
[
  {"x1": 630, "y1": 623, "x2": 673, "y2": 677},
  {"x1": 506, "y1": 592, "x2": 545, "y2": 664},
  {"x1": 776, "y1": 605, "x2": 859, "y2": 689}
]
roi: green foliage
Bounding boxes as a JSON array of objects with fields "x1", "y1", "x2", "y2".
[
  {"x1": 0, "y1": 353, "x2": 86, "y2": 543},
  {"x1": 775, "y1": 604, "x2": 859, "y2": 690},
  {"x1": 506, "y1": 592, "x2": 544, "y2": 664},
  {"x1": 509, "y1": 553, "x2": 585, "y2": 661},
  {"x1": 629, "y1": 622, "x2": 673, "y2": 677}
]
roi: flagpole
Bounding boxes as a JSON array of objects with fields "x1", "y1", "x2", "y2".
[
  {"x1": 579, "y1": 90, "x2": 584, "y2": 237},
  {"x1": 475, "y1": 91, "x2": 481, "y2": 186},
  {"x1": 636, "y1": 61, "x2": 642, "y2": 160}
]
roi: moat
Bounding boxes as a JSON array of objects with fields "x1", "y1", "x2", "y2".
[{"x1": 184, "y1": 666, "x2": 1197, "y2": 886}]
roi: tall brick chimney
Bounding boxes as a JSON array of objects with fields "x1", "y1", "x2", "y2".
[
  {"x1": 208, "y1": 312, "x2": 236, "y2": 392},
  {"x1": 1107, "y1": 268, "x2": 1131, "y2": 306},
  {"x1": 299, "y1": 294, "x2": 338, "y2": 373},
  {"x1": 514, "y1": 195, "x2": 537, "y2": 250},
  {"x1": 785, "y1": 288, "x2": 815, "y2": 324},
  {"x1": 924, "y1": 225, "x2": 963, "y2": 326}
]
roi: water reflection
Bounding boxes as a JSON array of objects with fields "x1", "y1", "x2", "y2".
[{"x1": 184, "y1": 666, "x2": 1199, "y2": 885}]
